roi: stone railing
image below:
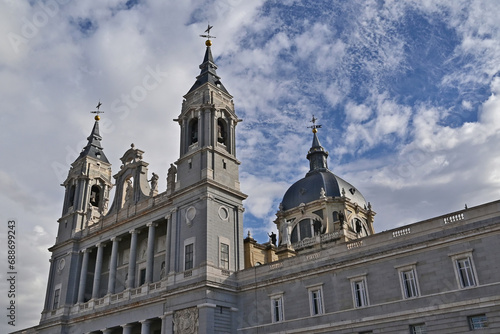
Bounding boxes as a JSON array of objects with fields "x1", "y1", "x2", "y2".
[
  {"x1": 392, "y1": 227, "x2": 411, "y2": 238},
  {"x1": 443, "y1": 212, "x2": 465, "y2": 224},
  {"x1": 346, "y1": 240, "x2": 363, "y2": 249}
]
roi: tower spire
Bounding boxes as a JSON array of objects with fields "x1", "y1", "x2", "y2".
[
  {"x1": 306, "y1": 116, "x2": 329, "y2": 175},
  {"x1": 187, "y1": 25, "x2": 228, "y2": 94},
  {"x1": 75, "y1": 102, "x2": 109, "y2": 163}
]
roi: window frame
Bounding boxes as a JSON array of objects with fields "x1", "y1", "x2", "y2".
[
  {"x1": 290, "y1": 216, "x2": 323, "y2": 244},
  {"x1": 449, "y1": 250, "x2": 478, "y2": 289},
  {"x1": 307, "y1": 284, "x2": 325, "y2": 316},
  {"x1": 269, "y1": 292, "x2": 284, "y2": 323},
  {"x1": 52, "y1": 284, "x2": 61, "y2": 310},
  {"x1": 220, "y1": 242, "x2": 229, "y2": 270},
  {"x1": 349, "y1": 274, "x2": 369, "y2": 308},
  {"x1": 395, "y1": 262, "x2": 420, "y2": 299},
  {"x1": 183, "y1": 237, "x2": 195, "y2": 271},
  {"x1": 468, "y1": 314, "x2": 488, "y2": 329},
  {"x1": 409, "y1": 323, "x2": 427, "y2": 334}
]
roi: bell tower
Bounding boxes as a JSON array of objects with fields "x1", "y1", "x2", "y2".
[
  {"x1": 58, "y1": 105, "x2": 113, "y2": 242},
  {"x1": 170, "y1": 28, "x2": 247, "y2": 273},
  {"x1": 174, "y1": 33, "x2": 241, "y2": 192}
]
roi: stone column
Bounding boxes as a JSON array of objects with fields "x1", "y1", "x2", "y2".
[
  {"x1": 92, "y1": 243, "x2": 104, "y2": 299},
  {"x1": 77, "y1": 249, "x2": 90, "y2": 303},
  {"x1": 101, "y1": 329, "x2": 113, "y2": 334},
  {"x1": 43, "y1": 258, "x2": 55, "y2": 310},
  {"x1": 198, "y1": 304, "x2": 215, "y2": 333},
  {"x1": 169, "y1": 209, "x2": 178, "y2": 273},
  {"x1": 229, "y1": 118, "x2": 235, "y2": 155},
  {"x1": 127, "y1": 230, "x2": 138, "y2": 289},
  {"x1": 121, "y1": 323, "x2": 133, "y2": 334},
  {"x1": 145, "y1": 222, "x2": 156, "y2": 284},
  {"x1": 140, "y1": 319, "x2": 151, "y2": 334},
  {"x1": 107, "y1": 237, "x2": 120, "y2": 295},
  {"x1": 161, "y1": 312, "x2": 173, "y2": 334},
  {"x1": 164, "y1": 216, "x2": 171, "y2": 275}
]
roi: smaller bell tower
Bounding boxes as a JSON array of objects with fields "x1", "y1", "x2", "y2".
[{"x1": 58, "y1": 104, "x2": 113, "y2": 242}]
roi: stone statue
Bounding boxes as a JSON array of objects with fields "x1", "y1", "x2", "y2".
[
  {"x1": 125, "y1": 179, "x2": 134, "y2": 204},
  {"x1": 160, "y1": 261, "x2": 166, "y2": 279},
  {"x1": 149, "y1": 172, "x2": 159, "y2": 195},
  {"x1": 102, "y1": 198, "x2": 109, "y2": 214},
  {"x1": 313, "y1": 219, "x2": 322, "y2": 236},
  {"x1": 280, "y1": 219, "x2": 290, "y2": 246},
  {"x1": 86, "y1": 202, "x2": 94, "y2": 224},
  {"x1": 338, "y1": 211, "x2": 345, "y2": 229},
  {"x1": 268, "y1": 232, "x2": 277, "y2": 246},
  {"x1": 167, "y1": 164, "x2": 177, "y2": 194}
]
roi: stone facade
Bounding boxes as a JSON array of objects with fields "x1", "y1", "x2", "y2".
[
  {"x1": 237, "y1": 201, "x2": 500, "y2": 333},
  {"x1": 12, "y1": 41, "x2": 500, "y2": 334}
]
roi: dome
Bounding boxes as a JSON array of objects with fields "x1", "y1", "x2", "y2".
[
  {"x1": 280, "y1": 125, "x2": 367, "y2": 211},
  {"x1": 281, "y1": 170, "x2": 367, "y2": 211}
]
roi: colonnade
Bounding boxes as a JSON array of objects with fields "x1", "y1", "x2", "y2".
[
  {"x1": 77, "y1": 218, "x2": 173, "y2": 303},
  {"x1": 86, "y1": 314, "x2": 172, "y2": 334}
]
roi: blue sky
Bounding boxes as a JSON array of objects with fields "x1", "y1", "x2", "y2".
[{"x1": 1, "y1": 0, "x2": 500, "y2": 331}]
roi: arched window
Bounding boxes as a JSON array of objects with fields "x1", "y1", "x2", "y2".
[
  {"x1": 189, "y1": 119, "x2": 198, "y2": 144},
  {"x1": 352, "y1": 218, "x2": 368, "y2": 237},
  {"x1": 90, "y1": 185, "x2": 101, "y2": 207},
  {"x1": 68, "y1": 185, "x2": 76, "y2": 207},
  {"x1": 291, "y1": 218, "x2": 322, "y2": 244},
  {"x1": 217, "y1": 118, "x2": 227, "y2": 145}
]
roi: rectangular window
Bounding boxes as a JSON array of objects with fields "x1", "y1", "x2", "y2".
[
  {"x1": 52, "y1": 288, "x2": 60, "y2": 310},
  {"x1": 410, "y1": 324, "x2": 427, "y2": 334},
  {"x1": 457, "y1": 257, "x2": 476, "y2": 288},
  {"x1": 401, "y1": 269, "x2": 419, "y2": 298},
  {"x1": 220, "y1": 243, "x2": 229, "y2": 270},
  {"x1": 185, "y1": 243, "x2": 194, "y2": 270},
  {"x1": 309, "y1": 288, "x2": 324, "y2": 315},
  {"x1": 271, "y1": 295, "x2": 284, "y2": 323},
  {"x1": 352, "y1": 279, "x2": 368, "y2": 308},
  {"x1": 139, "y1": 268, "x2": 146, "y2": 286},
  {"x1": 468, "y1": 314, "x2": 488, "y2": 329},
  {"x1": 450, "y1": 250, "x2": 478, "y2": 289}
]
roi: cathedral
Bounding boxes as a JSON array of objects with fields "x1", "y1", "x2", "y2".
[{"x1": 13, "y1": 34, "x2": 500, "y2": 334}]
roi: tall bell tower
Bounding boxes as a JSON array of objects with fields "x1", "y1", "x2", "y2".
[
  {"x1": 175, "y1": 33, "x2": 241, "y2": 192},
  {"x1": 170, "y1": 28, "x2": 247, "y2": 273}
]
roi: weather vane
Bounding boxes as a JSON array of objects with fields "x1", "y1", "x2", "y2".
[
  {"x1": 200, "y1": 24, "x2": 216, "y2": 46},
  {"x1": 91, "y1": 101, "x2": 104, "y2": 121},
  {"x1": 308, "y1": 115, "x2": 322, "y2": 133}
]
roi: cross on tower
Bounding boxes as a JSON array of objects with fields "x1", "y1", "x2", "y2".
[
  {"x1": 200, "y1": 24, "x2": 216, "y2": 45},
  {"x1": 91, "y1": 101, "x2": 104, "y2": 121},
  {"x1": 308, "y1": 115, "x2": 322, "y2": 133}
]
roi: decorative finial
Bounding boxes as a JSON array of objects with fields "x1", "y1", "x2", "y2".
[
  {"x1": 200, "y1": 24, "x2": 216, "y2": 46},
  {"x1": 91, "y1": 101, "x2": 104, "y2": 121},
  {"x1": 308, "y1": 115, "x2": 322, "y2": 133}
]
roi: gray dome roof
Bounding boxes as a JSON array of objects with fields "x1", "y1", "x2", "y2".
[{"x1": 281, "y1": 170, "x2": 367, "y2": 211}]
